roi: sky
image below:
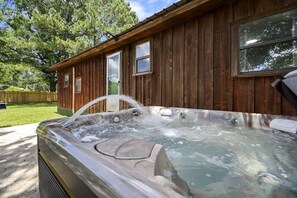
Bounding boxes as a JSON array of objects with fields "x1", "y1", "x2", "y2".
[
  {"x1": 0, "y1": 1, "x2": 179, "y2": 28},
  {"x1": 125, "y1": 0, "x2": 179, "y2": 21}
]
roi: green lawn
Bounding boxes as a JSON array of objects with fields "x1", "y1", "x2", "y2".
[{"x1": 0, "y1": 103, "x2": 65, "y2": 128}]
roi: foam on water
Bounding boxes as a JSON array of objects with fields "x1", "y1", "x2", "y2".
[{"x1": 71, "y1": 114, "x2": 297, "y2": 197}]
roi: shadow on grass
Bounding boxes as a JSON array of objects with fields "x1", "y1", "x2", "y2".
[
  {"x1": 7, "y1": 102, "x2": 58, "y2": 109},
  {"x1": 0, "y1": 125, "x2": 12, "y2": 128}
]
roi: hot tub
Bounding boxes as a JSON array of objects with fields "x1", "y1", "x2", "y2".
[{"x1": 36, "y1": 96, "x2": 297, "y2": 197}]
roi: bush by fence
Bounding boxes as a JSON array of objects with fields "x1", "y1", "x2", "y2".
[{"x1": 0, "y1": 91, "x2": 57, "y2": 103}]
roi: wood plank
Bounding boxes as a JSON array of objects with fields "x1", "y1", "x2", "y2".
[
  {"x1": 91, "y1": 58, "x2": 95, "y2": 112},
  {"x1": 103, "y1": 55, "x2": 107, "y2": 112},
  {"x1": 234, "y1": 78, "x2": 254, "y2": 113},
  {"x1": 136, "y1": 76, "x2": 143, "y2": 104},
  {"x1": 247, "y1": 78, "x2": 255, "y2": 113},
  {"x1": 234, "y1": 78, "x2": 246, "y2": 112},
  {"x1": 141, "y1": 76, "x2": 144, "y2": 105},
  {"x1": 152, "y1": 33, "x2": 162, "y2": 106},
  {"x1": 0, "y1": 91, "x2": 57, "y2": 103},
  {"x1": 198, "y1": 16, "x2": 205, "y2": 109},
  {"x1": 121, "y1": 45, "x2": 129, "y2": 109},
  {"x1": 232, "y1": 0, "x2": 253, "y2": 20},
  {"x1": 94, "y1": 56, "x2": 98, "y2": 112},
  {"x1": 203, "y1": 14, "x2": 214, "y2": 110},
  {"x1": 273, "y1": 76, "x2": 282, "y2": 115},
  {"x1": 213, "y1": 5, "x2": 233, "y2": 111},
  {"x1": 233, "y1": 78, "x2": 241, "y2": 112},
  {"x1": 74, "y1": 65, "x2": 78, "y2": 111},
  {"x1": 213, "y1": 8, "x2": 221, "y2": 110},
  {"x1": 253, "y1": 0, "x2": 283, "y2": 14},
  {"x1": 69, "y1": 67, "x2": 73, "y2": 110},
  {"x1": 264, "y1": 77, "x2": 274, "y2": 114},
  {"x1": 130, "y1": 44, "x2": 137, "y2": 100},
  {"x1": 222, "y1": 5, "x2": 233, "y2": 111},
  {"x1": 161, "y1": 28, "x2": 173, "y2": 107},
  {"x1": 283, "y1": 0, "x2": 297, "y2": 5},
  {"x1": 145, "y1": 74, "x2": 152, "y2": 106},
  {"x1": 172, "y1": 23, "x2": 185, "y2": 107},
  {"x1": 184, "y1": 19, "x2": 198, "y2": 108},
  {"x1": 83, "y1": 60, "x2": 88, "y2": 110},
  {"x1": 254, "y1": 77, "x2": 265, "y2": 113},
  {"x1": 97, "y1": 56, "x2": 102, "y2": 112}
]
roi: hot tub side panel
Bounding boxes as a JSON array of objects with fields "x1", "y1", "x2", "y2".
[{"x1": 37, "y1": 137, "x2": 98, "y2": 197}]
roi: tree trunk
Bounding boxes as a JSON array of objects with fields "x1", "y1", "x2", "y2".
[
  {"x1": 49, "y1": 79, "x2": 56, "y2": 92},
  {"x1": 48, "y1": 72, "x2": 57, "y2": 92}
]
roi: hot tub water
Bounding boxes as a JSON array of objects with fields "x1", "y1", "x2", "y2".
[
  {"x1": 64, "y1": 95, "x2": 297, "y2": 197},
  {"x1": 71, "y1": 111, "x2": 297, "y2": 197}
]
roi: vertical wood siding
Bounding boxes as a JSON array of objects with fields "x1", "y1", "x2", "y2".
[
  {"x1": 57, "y1": 0, "x2": 297, "y2": 116},
  {"x1": 57, "y1": 67, "x2": 73, "y2": 110}
]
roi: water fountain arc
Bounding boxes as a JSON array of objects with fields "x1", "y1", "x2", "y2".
[{"x1": 63, "y1": 95, "x2": 145, "y2": 127}]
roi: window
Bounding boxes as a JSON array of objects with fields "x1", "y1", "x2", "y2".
[
  {"x1": 64, "y1": 74, "x2": 69, "y2": 88},
  {"x1": 135, "y1": 41, "x2": 150, "y2": 74},
  {"x1": 75, "y1": 77, "x2": 81, "y2": 93},
  {"x1": 238, "y1": 9, "x2": 297, "y2": 74}
]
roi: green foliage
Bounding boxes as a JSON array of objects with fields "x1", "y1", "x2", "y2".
[
  {"x1": 0, "y1": 0, "x2": 138, "y2": 91},
  {"x1": 4, "y1": 86, "x2": 29, "y2": 91},
  {"x1": 108, "y1": 81, "x2": 119, "y2": 95},
  {"x1": 0, "y1": 62, "x2": 50, "y2": 91}
]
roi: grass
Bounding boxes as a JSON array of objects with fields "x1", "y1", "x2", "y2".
[
  {"x1": 4, "y1": 86, "x2": 29, "y2": 91},
  {"x1": 0, "y1": 103, "x2": 65, "y2": 128}
]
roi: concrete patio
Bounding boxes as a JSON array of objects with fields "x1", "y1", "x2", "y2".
[{"x1": 0, "y1": 123, "x2": 39, "y2": 198}]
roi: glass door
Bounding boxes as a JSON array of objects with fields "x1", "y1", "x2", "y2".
[{"x1": 106, "y1": 52, "x2": 121, "y2": 112}]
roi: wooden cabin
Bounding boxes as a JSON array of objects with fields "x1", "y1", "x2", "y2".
[{"x1": 50, "y1": 0, "x2": 297, "y2": 116}]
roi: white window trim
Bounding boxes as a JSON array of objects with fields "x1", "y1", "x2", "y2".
[{"x1": 134, "y1": 41, "x2": 151, "y2": 75}]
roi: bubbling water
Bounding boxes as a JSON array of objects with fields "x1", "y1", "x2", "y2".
[{"x1": 71, "y1": 111, "x2": 297, "y2": 197}]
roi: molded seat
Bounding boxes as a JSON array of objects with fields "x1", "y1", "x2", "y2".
[{"x1": 95, "y1": 138, "x2": 155, "y2": 160}]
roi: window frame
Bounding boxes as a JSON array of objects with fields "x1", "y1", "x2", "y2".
[
  {"x1": 75, "y1": 77, "x2": 82, "y2": 93},
  {"x1": 133, "y1": 40, "x2": 153, "y2": 76},
  {"x1": 231, "y1": 6, "x2": 297, "y2": 78},
  {"x1": 64, "y1": 73, "x2": 69, "y2": 88}
]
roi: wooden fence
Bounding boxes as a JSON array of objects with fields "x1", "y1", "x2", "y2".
[{"x1": 0, "y1": 91, "x2": 57, "y2": 103}]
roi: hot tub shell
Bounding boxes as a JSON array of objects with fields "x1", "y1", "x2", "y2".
[{"x1": 36, "y1": 107, "x2": 297, "y2": 197}]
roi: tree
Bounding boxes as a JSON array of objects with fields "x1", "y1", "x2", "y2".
[
  {"x1": 0, "y1": 0, "x2": 138, "y2": 91},
  {"x1": 0, "y1": 62, "x2": 49, "y2": 91}
]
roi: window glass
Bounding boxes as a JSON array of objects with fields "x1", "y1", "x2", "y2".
[
  {"x1": 135, "y1": 41, "x2": 150, "y2": 74},
  {"x1": 64, "y1": 74, "x2": 69, "y2": 87},
  {"x1": 107, "y1": 53, "x2": 120, "y2": 95},
  {"x1": 136, "y1": 42, "x2": 150, "y2": 58},
  {"x1": 238, "y1": 9, "x2": 297, "y2": 73},
  {"x1": 240, "y1": 9, "x2": 297, "y2": 47},
  {"x1": 136, "y1": 58, "x2": 150, "y2": 73},
  {"x1": 240, "y1": 40, "x2": 297, "y2": 72},
  {"x1": 75, "y1": 78, "x2": 81, "y2": 93}
]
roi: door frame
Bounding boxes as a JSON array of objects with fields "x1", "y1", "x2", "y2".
[{"x1": 106, "y1": 51, "x2": 121, "y2": 111}]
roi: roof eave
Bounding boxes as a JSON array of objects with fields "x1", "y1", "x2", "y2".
[{"x1": 49, "y1": 0, "x2": 225, "y2": 71}]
